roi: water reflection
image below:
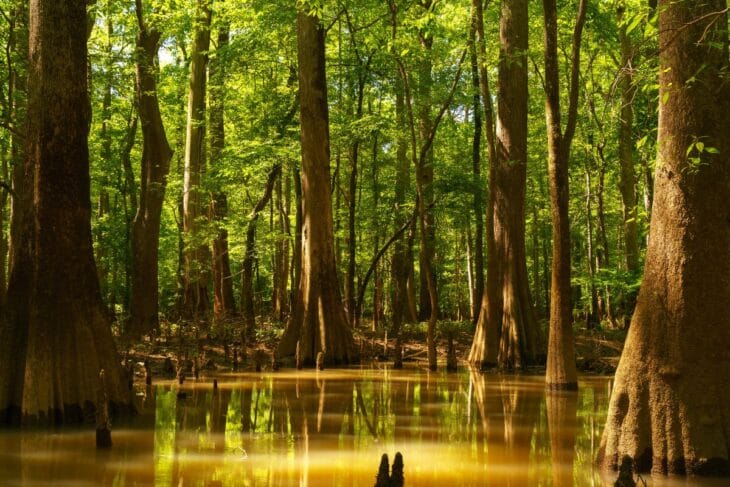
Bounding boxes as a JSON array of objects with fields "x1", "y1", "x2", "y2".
[{"x1": 0, "y1": 368, "x2": 726, "y2": 486}]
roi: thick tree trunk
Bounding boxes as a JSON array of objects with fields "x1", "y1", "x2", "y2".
[
  {"x1": 181, "y1": 0, "x2": 212, "y2": 323},
  {"x1": 0, "y1": 0, "x2": 130, "y2": 424},
  {"x1": 543, "y1": 0, "x2": 586, "y2": 390},
  {"x1": 492, "y1": 0, "x2": 537, "y2": 369},
  {"x1": 277, "y1": 10, "x2": 355, "y2": 366},
  {"x1": 597, "y1": 1, "x2": 730, "y2": 475},
  {"x1": 209, "y1": 24, "x2": 236, "y2": 323},
  {"x1": 128, "y1": 0, "x2": 173, "y2": 338}
]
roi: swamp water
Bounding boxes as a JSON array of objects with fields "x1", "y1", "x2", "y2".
[{"x1": 0, "y1": 368, "x2": 726, "y2": 486}]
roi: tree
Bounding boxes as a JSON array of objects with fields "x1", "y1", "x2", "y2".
[
  {"x1": 469, "y1": 0, "x2": 537, "y2": 370},
  {"x1": 209, "y1": 19, "x2": 237, "y2": 322},
  {"x1": 128, "y1": 0, "x2": 174, "y2": 338},
  {"x1": 543, "y1": 0, "x2": 586, "y2": 390},
  {"x1": 181, "y1": 0, "x2": 212, "y2": 323},
  {"x1": 0, "y1": 0, "x2": 130, "y2": 423},
  {"x1": 597, "y1": 1, "x2": 730, "y2": 475},
  {"x1": 277, "y1": 7, "x2": 355, "y2": 366},
  {"x1": 491, "y1": 0, "x2": 537, "y2": 368}
]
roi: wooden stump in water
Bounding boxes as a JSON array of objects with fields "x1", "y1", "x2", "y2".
[
  {"x1": 446, "y1": 335, "x2": 458, "y2": 373},
  {"x1": 375, "y1": 454, "x2": 390, "y2": 487},
  {"x1": 96, "y1": 369, "x2": 112, "y2": 449},
  {"x1": 192, "y1": 357, "x2": 199, "y2": 379},
  {"x1": 393, "y1": 338, "x2": 403, "y2": 370},
  {"x1": 373, "y1": 452, "x2": 404, "y2": 487},
  {"x1": 614, "y1": 456, "x2": 636, "y2": 487},
  {"x1": 271, "y1": 351, "x2": 280, "y2": 371},
  {"x1": 176, "y1": 364, "x2": 185, "y2": 385},
  {"x1": 163, "y1": 356, "x2": 175, "y2": 379},
  {"x1": 316, "y1": 351, "x2": 326, "y2": 371}
]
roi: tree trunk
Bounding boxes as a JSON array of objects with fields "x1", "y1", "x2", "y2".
[
  {"x1": 128, "y1": 0, "x2": 173, "y2": 338},
  {"x1": 209, "y1": 23, "x2": 236, "y2": 323},
  {"x1": 492, "y1": 0, "x2": 538, "y2": 369},
  {"x1": 388, "y1": 1, "x2": 411, "y2": 342},
  {"x1": 242, "y1": 165, "x2": 281, "y2": 341},
  {"x1": 273, "y1": 169, "x2": 290, "y2": 321},
  {"x1": 181, "y1": 0, "x2": 212, "y2": 323},
  {"x1": 277, "y1": 9, "x2": 355, "y2": 366},
  {"x1": 468, "y1": 19, "x2": 484, "y2": 324},
  {"x1": 416, "y1": 2, "x2": 435, "y2": 322},
  {"x1": 617, "y1": 4, "x2": 640, "y2": 275},
  {"x1": 597, "y1": 1, "x2": 730, "y2": 475},
  {"x1": 543, "y1": 0, "x2": 586, "y2": 390},
  {"x1": 0, "y1": 0, "x2": 130, "y2": 424}
]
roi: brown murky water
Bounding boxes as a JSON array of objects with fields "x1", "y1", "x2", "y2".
[{"x1": 0, "y1": 368, "x2": 726, "y2": 486}]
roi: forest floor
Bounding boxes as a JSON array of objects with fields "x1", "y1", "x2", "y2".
[{"x1": 123, "y1": 319, "x2": 625, "y2": 386}]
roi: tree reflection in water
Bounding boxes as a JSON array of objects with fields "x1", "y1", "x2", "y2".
[{"x1": 0, "y1": 369, "x2": 665, "y2": 486}]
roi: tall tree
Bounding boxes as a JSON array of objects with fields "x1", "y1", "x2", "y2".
[
  {"x1": 492, "y1": 0, "x2": 537, "y2": 368},
  {"x1": 209, "y1": 20, "x2": 237, "y2": 322},
  {"x1": 0, "y1": 0, "x2": 129, "y2": 423},
  {"x1": 543, "y1": 0, "x2": 586, "y2": 390},
  {"x1": 181, "y1": 0, "x2": 212, "y2": 322},
  {"x1": 128, "y1": 0, "x2": 174, "y2": 338},
  {"x1": 616, "y1": 2, "x2": 640, "y2": 275},
  {"x1": 277, "y1": 7, "x2": 355, "y2": 366},
  {"x1": 598, "y1": 1, "x2": 730, "y2": 475}
]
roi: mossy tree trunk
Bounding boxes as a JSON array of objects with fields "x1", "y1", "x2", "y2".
[
  {"x1": 597, "y1": 0, "x2": 730, "y2": 475},
  {"x1": 0, "y1": 0, "x2": 130, "y2": 424}
]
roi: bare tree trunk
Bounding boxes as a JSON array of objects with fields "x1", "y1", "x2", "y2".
[
  {"x1": 209, "y1": 22, "x2": 236, "y2": 323},
  {"x1": 598, "y1": 1, "x2": 730, "y2": 475},
  {"x1": 181, "y1": 0, "x2": 212, "y2": 323},
  {"x1": 468, "y1": 19, "x2": 484, "y2": 324},
  {"x1": 0, "y1": 0, "x2": 130, "y2": 423},
  {"x1": 277, "y1": 9, "x2": 355, "y2": 366},
  {"x1": 128, "y1": 0, "x2": 173, "y2": 338},
  {"x1": 273, "y1": 169, "x2": 290, "y2": 321},
  {"x1": 543, "y1": 0, "x2": 586, "y2": 390},
  {"x1": 468, "y1": 0, "x2": 501, "y2": 369}
]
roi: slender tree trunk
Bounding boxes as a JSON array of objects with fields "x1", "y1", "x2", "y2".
[
  {"x1": 346, "y1": 77, "x2": 365, "y2": 327},
  {"x1": 468, "y1": 20, "x2": 484, "y2": 324},
  {"x1": 182, "y1": 0, "x2": 212, "y2": 323},
  {"x1": 277, "y1": 9, "x2": 355, "y2": 366},
  {"x1": 416, "y1": 2, "x2": 436, "y2": 322},
  {"x1": 128, "y1": 0, "x2": 173, "y2": 338},
  {"x1": 242, "y1": 165, "x2": 281, "y2": 340},
  {"x1": 585, "y1": 169, "x2": 599, "y2": 328},
  {"x1": 388, "y1": 1, "x2": 412, "y2": 343},
  {"x1": 543, "y1": 0, "x2": 586, "y2": 390},
  {"x1": 598, "y1": 1, "x2": 730, "y2": 475},
  {"x1": 273, "y1": 170, "x2": 290, "y2": 321},
  {"x1": 209, "y1": 23, "x2": 236, "y2": 323},
  {"x1": 617, "y1": 3, "x2": 640, "y2": 275},
  {"x1": 468, "y1": 0, "x2": 501, "y2": 369},
  {"x1": 0, "y1": 0, "x2": 130, "y2": 423}
]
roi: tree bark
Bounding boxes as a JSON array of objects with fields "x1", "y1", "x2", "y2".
[
  {"x1": 597, "y1": 1, "x2": 730, "y2": 475},
  {"x1": 617, "y1": 3, "x2": 640, "y2": 275},
  {"x1": 277, "y1": 9, "x2": 355, "y2": 366},
  {"x1": 209, "y1": 22, "x2": 236, "y2": 323},
  {"x1": 181, "y1": 0, "x2": 212, "y2": 323},
  {"x1": 128, "y1": 0, "x2": 174, "y2": 338},
  {"x1": 0, "y1": 0, "x2": 130, "y2": 424},
  {"x1": 468, "y1": 17, "x2": 484, "y2": 324},
  {"x1": 492, "y1": 0, "x2": 538, "y2": 369},
  {"x1": 543, "y1": 0, "x2": 586, "y2": 390}
]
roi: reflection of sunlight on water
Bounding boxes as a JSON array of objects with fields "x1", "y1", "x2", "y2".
[{"x1": 0, "y1": 369, "x2": 726, "y2": 486}]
